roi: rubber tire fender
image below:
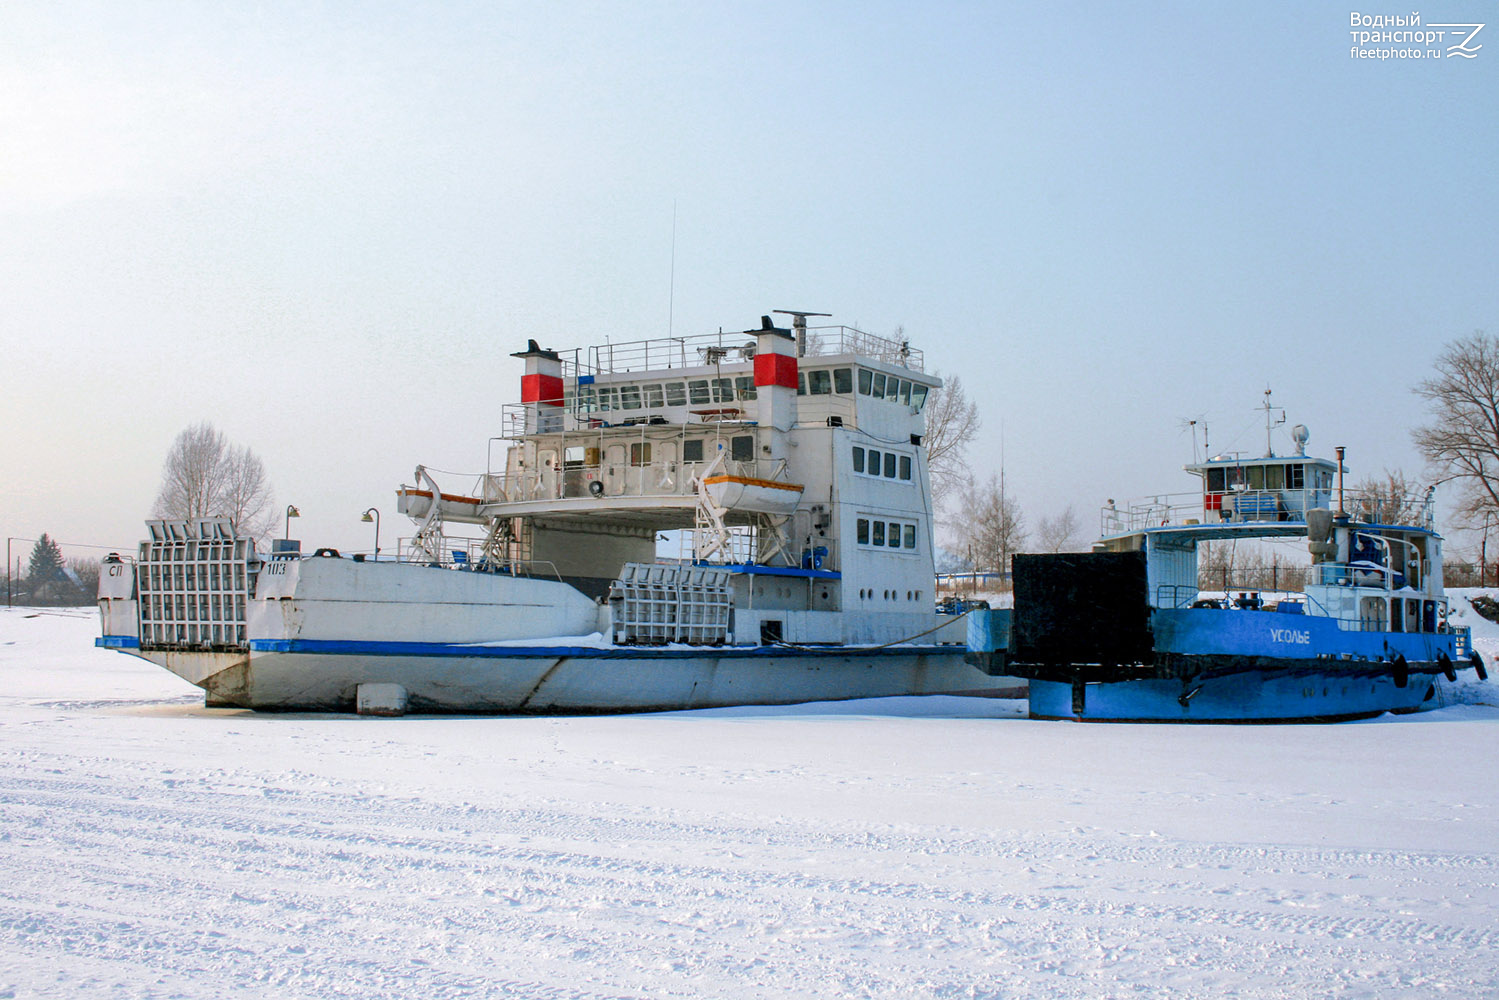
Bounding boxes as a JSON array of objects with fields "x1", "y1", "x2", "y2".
[
  {"x1": 1438, "y1": 652, "x2": 1457, "y2": 683},
  {"x1": 1392, "y1": 654, "x2": 1408, "y2": 689},
  {"x1": 1471, "y1": 649, "x2": 1488, "y2": 681}
]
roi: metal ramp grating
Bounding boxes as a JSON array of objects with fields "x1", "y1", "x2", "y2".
[
  {"x1": 137, "y1": 518, "x2": 259, "y2": 650},
  {"x1": 610, "y1": 562, "x2": 732, "y2": 645}
]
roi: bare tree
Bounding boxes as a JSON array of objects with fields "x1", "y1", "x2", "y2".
[
  {"x1": 152, "y1": 422, "x2": 276, "y2": 538},
  {"x1": 1414, "y1": 331, "x2": 1499, "y2": 527},
  {"x1": 1035, "y1": 506, "x2": 1085, "y2": 552},
  {"x1": 924, "y1": 371, "x2": 980, "y2": 512},
  {"x1": 1349, "y1": 469, "x2": 1424, "y2": 524},
  {"x1": 953, "y1": 473, "x2": 1027, "y2": 573}
]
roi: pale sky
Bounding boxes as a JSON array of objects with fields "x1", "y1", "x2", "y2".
[{"x1": 3, "y1": 1, "x2": 1496, "y2": 562}]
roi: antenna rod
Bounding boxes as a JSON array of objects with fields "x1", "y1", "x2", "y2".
[{"x1": 667, "y1": 200, "x2": 677, "y2": 338}]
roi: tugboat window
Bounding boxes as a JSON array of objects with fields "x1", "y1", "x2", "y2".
[
  {"x1": 683, "y1": 439, "x2": 704, "y2": 462},
  {"x1": 873, "y1": 521, "x2": 886, "y2": 545},
  {"x1": 911, "y1": 384, "x2": 928, "y2": 411},
  {"x1": 885, "y1": 378, "x2": 902, "y2": 402},
  {"x1": 643, "y1": 384, "x2": 665, "y2": 408},
  {"x1": 903, "y1": 525, "x2": 917, "y2": 549},
  {"x1": 887, "y1": 522, "x2": 901, "y2": 546},
  {"x1": 711, "y1": 378, "x2": 734, "y2": 403},
  {"x1": 852, "y1": 447, "x2": 865, "y2": 473},
  {"x1": 808, "y1": 370, "x2": 832, "y2": 395},
  {"x1": 620, "y1": 385, "x2": 642, "y2": 410},
  {"x1": 596, "y1": 386, "x2": 618, "y2": 411},
  {"x1": 884, "y1": 453, "x2": 897, "y2": 478},
  {"x1": 630, "y1": 443, "x2": 651, "y2": 466},
  {"x1": 734, "y1": 376, "x2": 757, "y2": 400},
  {"x1": 857, "y1": 518, "x2": 870, "y2": 544},
  {"x1": 797, "y1": 372, "x2": 807, "y2": 395},
  {"x1": 871, "y1": 372, "x2": 886, "y2": 397},
  {"x1": 665, "y1": 382, "x2": 687, "y2": 407},
  {"x1": 858, "y1": 369, "x2": 873, "y2": 395},
  {"x1": 834, "y1": 368, "x2": 853, "y2": 394},
  {"x1": 1287, "y1": 464, "x2": 1305, "y2": 489},
  {"x1": 898, "y1": 380, "x2": 911, "y2": 406},
  {"x1": 899, "y1": 456, "x2": 912, "y2": 480},
  {"x1": 731, "y1": 436, "x2": 753, "y2": 462}
]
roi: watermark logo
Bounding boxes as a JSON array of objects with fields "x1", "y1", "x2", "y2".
[{"x1": 1349, "y1": 12, "x2": 1485, "y2": 59}]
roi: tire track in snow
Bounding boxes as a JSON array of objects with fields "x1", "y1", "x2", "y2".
[{"x1": 3, "y1": 748, "x2": 1498, "y2": 999}]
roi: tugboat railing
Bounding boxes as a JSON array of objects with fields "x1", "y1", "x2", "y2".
[{"x1": 1103, "y1": 487, "x2": 1435, "y2": 536}]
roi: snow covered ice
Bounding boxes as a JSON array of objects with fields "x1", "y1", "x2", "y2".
[{"x1": 2, "y1": 607, "x2": 1498, "y2": 998}]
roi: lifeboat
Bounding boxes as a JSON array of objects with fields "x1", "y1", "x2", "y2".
[{"x1": 700, "y1": 475, "x2": 804, "y2": 515}]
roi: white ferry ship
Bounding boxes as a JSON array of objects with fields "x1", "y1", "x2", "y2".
[{"x1": 98, "y1": 313, "x2": 1023, "y2": 714}]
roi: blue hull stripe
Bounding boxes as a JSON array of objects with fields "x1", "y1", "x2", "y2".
[
  {"x1": 246, "y1": 639, "x2": 956, "y2": 659},
  {"x1": 99, "y1": 634, "x2": 955, "y2": 660}
]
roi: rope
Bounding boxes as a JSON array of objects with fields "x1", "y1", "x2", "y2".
[{"x1": 769, "y1": 608, "x2": 976, "y2": 652}]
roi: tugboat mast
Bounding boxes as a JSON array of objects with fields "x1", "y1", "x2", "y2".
[{"x1": 1261, "y1": 388, "x2": 1286, "y2": 458}]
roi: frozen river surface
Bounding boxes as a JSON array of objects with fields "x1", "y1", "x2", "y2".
[{"x1": 2, "y1": 607, "x2": 1497, "y2": 998}]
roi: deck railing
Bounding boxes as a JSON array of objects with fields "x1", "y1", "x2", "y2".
[{"x1": 1101, "y1": 487, "x2": 1434, "y2": 536}]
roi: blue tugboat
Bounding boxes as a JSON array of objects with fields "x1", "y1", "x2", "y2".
[{"x1": 968, "y1": 405, "x2": 1487, "y2": 722}]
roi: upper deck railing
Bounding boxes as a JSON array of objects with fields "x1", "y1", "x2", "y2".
[
  {"x1": 1100, "y1": 488, "x2": 1436, "y2": 536},
  {"x1": 554, "y1": 324, "x2": 924, "y2": 379}
]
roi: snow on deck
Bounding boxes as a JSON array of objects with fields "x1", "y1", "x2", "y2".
[{"x1": 2, "y1": 606, "x2": 1497, "y2": 997}]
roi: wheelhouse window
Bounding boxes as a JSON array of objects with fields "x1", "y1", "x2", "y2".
[
  {"x1": 712, "y1": 378, "x2": 735, "y2": 403},
  {"x1": 834, "y1": 368, "x2": 853, "y2": 394},
  {"x1": 911, "y1": 384, "x2": 928, "y2": 411},
  {"x1": 807, "y1": 370, "x2": 832, "y2": 395},
  {"x1": 643, "y1": 384, "x2": 665, "y2": 408},
  {"x1": 688, "y1": 380, "x2": 711, "y2": 405},
  {"x1": 619, "y1": 385, "x2": 642, "y2": 410},
  {"x1": 858, "y1": 369, "x2": 873, "y2": 395},
  {"x1": 734, "y1": 376, "x2": 757, "y2": 400},
  {"x1": 854, "y1": 516, "x2": 919, "y2": 551},
  {"x1": 665, "y1": 382, "x2": 687, "y2": 407}
]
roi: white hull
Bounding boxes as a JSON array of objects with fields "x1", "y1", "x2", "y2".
[
  {"x1": 104, "y1": 640, "x2": 1022, "y2": 713},
  {"x1": 100, "y1": 556, "x2": 1023, "y2": 714}
]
